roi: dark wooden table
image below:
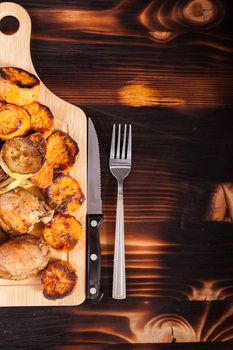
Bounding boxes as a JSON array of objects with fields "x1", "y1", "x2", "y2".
[{"x1": 0, "y1": 1, "x2": 233, "y2": 349}]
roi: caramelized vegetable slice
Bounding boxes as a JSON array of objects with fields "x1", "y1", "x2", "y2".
[
  {"x1": 1, "y1": 137, "x2": 45, "y2": 178},
  {"x1": 43, "y1": 214, "x2": 82, "y2": 252},
  {"x1": 44, "y1": 174, "x2": 85, "y2": 214},
  {"x1": 31, "y1": 161, "x2": 53, "y2": 189},
  {"x1": 28, "y1": 132, "x2": 47, "y2": 154},
  {"x1": 23, "y1": 101, "x2": 54, "y2": 136},
  {"x1": 41, "y1": 260, "x2": 78, "y2": 300},
  {"x1": 46, "y1": 131, "x2": 79, "y2": 172},
  {"x1": 0, "y1": 67, "x2": 40, "y2": 106},
  {"x1": 0, "y1": 104, "x2": 30, "y2": 140}
]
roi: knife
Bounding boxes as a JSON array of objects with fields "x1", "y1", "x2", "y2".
[{"x1": 87, "y1": 118, "x2": 104, "y2": 302}]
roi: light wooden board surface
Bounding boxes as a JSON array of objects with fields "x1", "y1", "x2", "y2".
[{"x1": 0, "y1": 2, "x2": 87, "y2": 306}]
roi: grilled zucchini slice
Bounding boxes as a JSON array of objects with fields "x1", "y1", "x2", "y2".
[
  {"x1": 23, "y1": 101, "x2": 54, "y2": 137},
  {"x1": 41, "y1": 260, "x2": 78, "y2": 300},
  {"x1": 0, "y1": 67, "x2": 40, "y2": 106},
  {"x1": 0, "y1": 104, "x2": 30, "y2": 140},
  {"x1": 46, "y1": 131, "x2": 79, "y2": 172},
  {"x1": 43, "y1": 214, "x2": 82, "y2": 252},
  {"x1": 44, "y1": 174, "x2": 84, "y2": 214},
  {"x1": 0, "y1": 137, "x2": 45, "y2": 179}
]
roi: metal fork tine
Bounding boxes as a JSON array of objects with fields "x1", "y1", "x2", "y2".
[
  {"x1": 126, "y1": 124, "x2": 132, "y2": 160},
  {"x1": 121, "y1": 124, "x2": 127, "y2": 159},
  {"x1": 110, "y1": 124, "x2": 116, "y2": 159},
  {"x1": 116, "y1": 124, "x2": 121, "y2": 159}
]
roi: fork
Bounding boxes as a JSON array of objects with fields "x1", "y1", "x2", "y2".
[{"x1": 109, "y1": 124, "x2": 132, "y2": 299}]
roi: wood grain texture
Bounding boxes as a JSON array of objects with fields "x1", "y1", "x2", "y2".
[
  {"x1": 0, "y1": 0, "x2": 233, "y2": 348},
  {"x1": 0, "y1": 2, "x2": 87, "y2": 306}
]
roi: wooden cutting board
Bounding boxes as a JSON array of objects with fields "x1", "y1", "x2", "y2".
[{"x1": 0, "y1": 2, "x2": 87, "y2": 306}]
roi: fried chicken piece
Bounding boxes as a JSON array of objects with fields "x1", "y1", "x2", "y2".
[
  {"x1": 0, "y1": 188, "x2": 54, "y2": 234},
  {"x1": 0, "y1": 234, "x2": 50, "y2": 280}
]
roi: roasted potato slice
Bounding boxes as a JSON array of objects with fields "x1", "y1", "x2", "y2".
[
  {"x1": 0, "y1": 104, "x2": 31, "y2": 140},
  {"x1": 44, "y1": 174, "x2": 85, "y2": 214},
  {"x1": 28, "y1": 132, "x2": 47, "y2": 154},
  {"x1": 23, "y1": 101, "x2": 54, "y2": 136},
  {"x1": 0, "y1": 137, "x2": 45, "y2": 179},
  {"x1": 43, "y1": 214, "x2": 82, "y2": 252},
  {"x1": 0, "y1": 67, "x2": 40, "y2": 106},
  {"x1": 31, "y1": 161, "x2": 53, "y2": 189},
  {"x1": 41, "y1": 260, "x2": 78, "y2": 300},
  {"x1": 46, "y1": 131, "x2": 79, "y2": 172}
]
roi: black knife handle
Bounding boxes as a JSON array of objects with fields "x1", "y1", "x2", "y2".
[{"x1": 86, "y1": 214, "x2": 104, "y2": 303}]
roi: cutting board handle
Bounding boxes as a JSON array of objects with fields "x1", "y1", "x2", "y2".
[{"x1": 0, "y1": 2, "x2": 36, "y2": 74}]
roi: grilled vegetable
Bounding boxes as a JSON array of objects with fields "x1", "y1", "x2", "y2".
[
  {"x1": 0, "y1": 67, "x2": 40, "y2": 106},
  {"x1": 23, "y1": 101, "x2": 54, "y2": 137},
  {"x1": 43, "y1": 214, "x2": 82, "y2": 252},
  {"x1": 28, "y1": 132, "x2": 47, "y2": 154},
  {"x1": 41, "y1": 260, "x2": 78, "y2": 300},
  {"x1": 0, "y1": 137, "x2": 45, "y2": 179},
  {"x1": 44, "y1": 174, "x2": 85, "y2": 214},
  {"x1": 0, "y1": 104, "x2": 30, "y2": 140},
  {"x1": 31, "y1": 161, "x2": 53, "y2": 189},
  {"x1": 46, "y1": 131, "x2": 79, "y2": 172}
]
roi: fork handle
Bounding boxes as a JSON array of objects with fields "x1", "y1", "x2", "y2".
[{"x1": 112, "y1": 183, "x2": 126, "y2": 299}]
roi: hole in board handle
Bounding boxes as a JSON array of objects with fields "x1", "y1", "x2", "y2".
[{"x1": 0, "y1": 16, "x2": 20, "y2": 35}]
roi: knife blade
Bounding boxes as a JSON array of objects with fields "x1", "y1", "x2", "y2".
[{"x1": 87, "y1": 118, "x2": 104, "y2": 302}]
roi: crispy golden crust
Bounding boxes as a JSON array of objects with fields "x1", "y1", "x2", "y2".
[
  {"x1": 0, "y1": 67, "x2": 40, "y2": 106},
  {"x1": 46, "y1": 131, "x2": 79, "y2": 172},
  {"x1": 43, "y1": 214, "x2": 82, "y2": 252},
  {"x1": 31, "y1": 161, "x2": 53, "y2": 189},
  {"x1": 23, "y1": 101, "x2": 54, "y2": 135},
  {"x1": 41, "y1": 260, "x2": 78, "y2": 300},
  {"x1": 1, "y1": 137, "x2": 45, "y2": 175},
  {"x1": 0, "y1": 104, "x2": 31, "y2": 140},
  {"x1": 44, "y1": 174, "x2": 85, "y2": 214},
  {"x1": 28, "y1": 132, "x2": 47, "y2": 154}
]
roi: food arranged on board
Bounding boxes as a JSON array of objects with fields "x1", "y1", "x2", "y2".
[{"x1": 0, "y1": 67, "x2": 84, "y2": 300}]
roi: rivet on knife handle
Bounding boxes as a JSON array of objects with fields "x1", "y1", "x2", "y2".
[{"x1": 86, "y1": 214, "x2": 104, "y2": 303}]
